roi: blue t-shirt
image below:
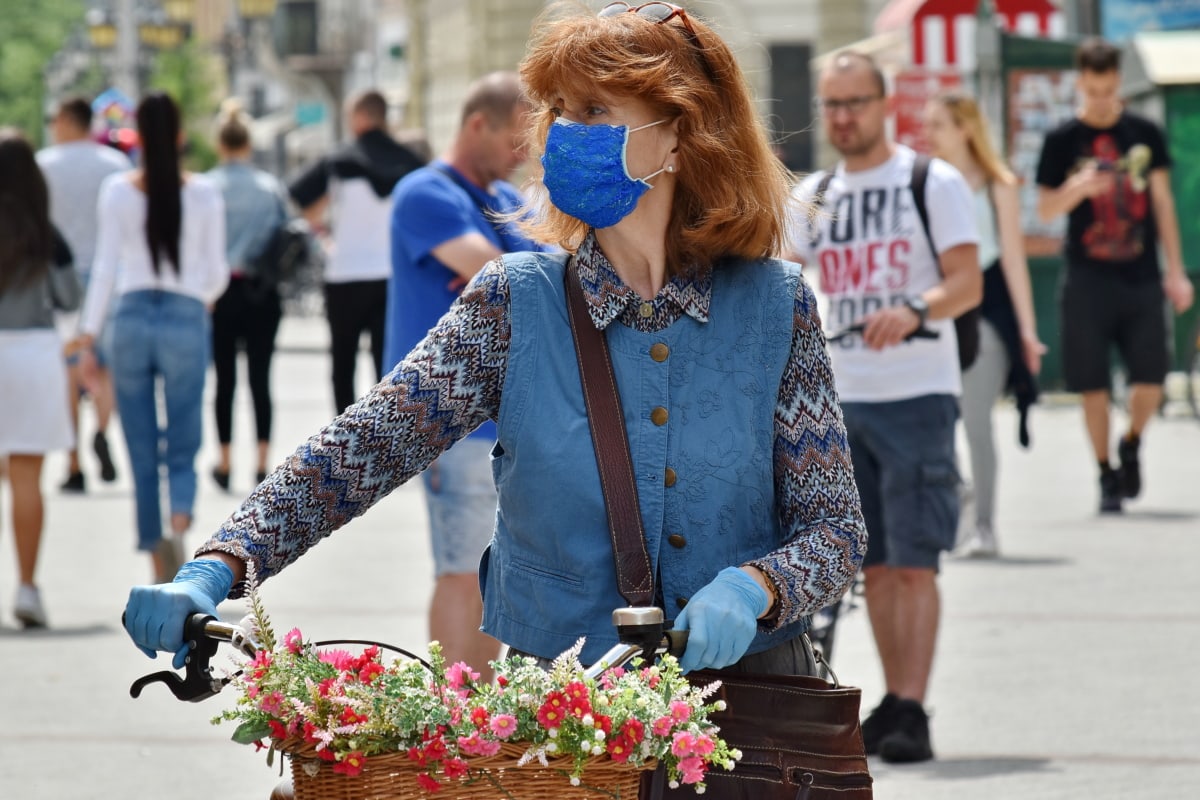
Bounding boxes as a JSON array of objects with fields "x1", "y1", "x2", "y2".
[{"x1": 385, "y1": 162, "x2": 545, "y2": 440}]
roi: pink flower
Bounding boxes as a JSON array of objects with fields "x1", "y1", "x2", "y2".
[
  {"x1": 318, "y1": 648, "x2": 356, "y2": 671},
  {"x1": 671, "y1": 731, "x2": 697, "y2": 757},
  {"x1": 283, "y1": 627, "x2": 304, "y2": 654},
  {"x1": 652, "y1": 716, "x2": 674, "y2": 737},
  {"x1": 669, "y1": 700, "x2": 691, "y2": 724},
  {"x1": 489, "y1": 714, "x2": 517, "y2": 739},
  {"x1": 259, "y1": 691, "x2": 285, "y2": 715},
  {"x1": 457, "y1": 732, "x2": 502, "y2": 757},
  {"x1": 446, "y1": 662, "x2": 479, "y2": 692},
  {"x1": 678, "y1": 756, "x2": 707, "y2": 784},
  {"x1": 691, "y1": 734, "x2": 716, "y2": 756}
]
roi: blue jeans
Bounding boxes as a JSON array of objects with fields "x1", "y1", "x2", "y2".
[
  {"x1": 422, "y1": 435, "x2": 498, "y2": 576},
  {"x1": 110, "y1": 291, "x2": 210, "y2": 551}
]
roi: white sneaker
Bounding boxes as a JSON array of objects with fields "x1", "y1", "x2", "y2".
[
  {"x1": 961, "y1": 523, "x2": 999, "y2": 559},
  {"x1": 15, "y1": 584, "x2": 48, "y2": 628}
]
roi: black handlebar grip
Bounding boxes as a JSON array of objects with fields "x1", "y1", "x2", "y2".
[
  {"x1": 183, "y1": 612, "x2": 216, "y2": 644},
  {"x1": 664, "y1": 628, "x2": 689, "y2": 658}
]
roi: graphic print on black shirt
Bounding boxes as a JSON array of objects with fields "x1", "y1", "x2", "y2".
[
  {"x1": 1077, "y1": 135, "x2": 1152, "y2": 262},
  {"x1": 1036, "y1": 112, "x2": 1170, "y2": 281}
]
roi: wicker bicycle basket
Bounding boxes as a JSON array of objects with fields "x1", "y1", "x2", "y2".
[{"x1": 281, "y1": 739, "x2": 652, "y2": 800}]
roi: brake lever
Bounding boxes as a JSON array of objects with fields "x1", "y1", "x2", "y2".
[{"x1": 128, "y1": 613, "x2": 227, "y2": 702}]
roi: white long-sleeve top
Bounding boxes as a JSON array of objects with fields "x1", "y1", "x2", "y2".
[{"x1": 80, "y1": 172, "x2": 229, "y2": 335}]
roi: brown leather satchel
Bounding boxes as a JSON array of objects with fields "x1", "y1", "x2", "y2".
[{"x1": 563, "y1": 261, "x2": 873, "y2": 799}]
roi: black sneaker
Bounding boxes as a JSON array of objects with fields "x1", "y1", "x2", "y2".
[
  {"x1": 1117, "y1": 435, "x2": 1141, "y2": 499},
  {"x1": 60, "y1": 471, "x2": 85, "y2": 493},
  {"x1": 1099, "y1": 466, "x2": 1123, "y2": 514},
  {"x1": 212, "y1": 467, "x2": 231, "y2": 492},
  {"x1": 93, "y1": 431, "x2": 117, "y2": 482},
  {"x1": 255, "y1": 470, "x2": 269, "y2": 484},
  {"x1": 861, "y1": 692, "x2": 899, "y2": 755},
  {"x1": 878, "y1": 698, "x2": 934, "y2": 763}
]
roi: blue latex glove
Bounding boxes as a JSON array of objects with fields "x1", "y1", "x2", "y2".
[
  {"x1": 124, "y1": 558, "x2": 235, "y2": 669},
  {"x1": 674, "y1": 567, "x2": 769, "y2": 674}
]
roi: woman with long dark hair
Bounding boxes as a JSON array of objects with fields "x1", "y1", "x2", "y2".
[
  {"x1": 73, "y1": 93, "x2": 229, "y2": 581},
  {"x1": 0, "y1": 129, "x2": 81, "y2": 626}
]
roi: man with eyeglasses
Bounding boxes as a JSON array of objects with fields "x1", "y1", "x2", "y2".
[{"x1": 789, "y1": 51, "x2": 982, "y2": 764}]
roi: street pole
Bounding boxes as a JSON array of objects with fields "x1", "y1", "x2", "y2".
[{"x1": 115, "y1": 0, "x2": 138, "y2": 99}]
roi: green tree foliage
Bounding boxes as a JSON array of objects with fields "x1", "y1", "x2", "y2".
[
  {"x1": 148, "y1": 39, "x2": 223, "y2": 171},
  {"x1": 0, "y1": 0, "x2": 86, "y2": 145}
]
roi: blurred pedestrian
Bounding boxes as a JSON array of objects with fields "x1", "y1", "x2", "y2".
[
  {"x1": 0, "y1": 129, "x2": 82, "y2": 627},
  {"x1": 289, "y1": 89, "x2": 426, "y2": 413},
  {"x1": 71, "y1": 93, "x2": 229, "y2": 581},
  {"x1": 790, "y1": 51, "x2": 982, "y2": 762},
  {"x1": 37, "y1": 96, "x2": 130, "y2": 493},
  {"x1": 924, "y1": 90, "x2": 1045, "y2": 557},
  {"x1": 1036, "y1": 37, "x2": 1194, "y2": 513},
  {"x1": 385, "y1": 71, "x2": 549, "y2": 682},
  {"x1": 207, "y1": 100, "x2": 289, "y2": 492}
]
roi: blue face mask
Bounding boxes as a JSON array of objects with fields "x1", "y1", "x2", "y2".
[{"x1": 541, "y1": 117, "x2": 668, "y2": 229}]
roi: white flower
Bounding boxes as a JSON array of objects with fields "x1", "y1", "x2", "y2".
[
  {"x1": 597, "y1": 696, "x2": 610, "y2": 707},
  {"x1": 636, "y1": 697, "x2": 647, "y2": 708},
  {"x1": 594, "y1": 729, "x2": 606, "y2": 741},
  {"x1": 570, "y1": 776, "x2": 581, "y2": 787},
  {"x1": 548, "y1": 728, "x2": 558, "y2": 739},
  {"x1": 715, "y1": 700, "x2": 727, "y2": 711},
  {"x1": 582, "y1": 713, "x2": 594, "y2": 726},
  {"x1": 591, "y1": 745, "x2": 604, "y2": 756},
  {"x1": 669, "y1": 780, "x2": 680, "y2": 789},
  {"x1": 547, "y1": 741, "x2": 558, "y2": 753},
  {"x1": 730, "y1": 748, "x2": 742, "y2": 760},
  {"x1": 696, "y1": 786, "x2": 706, "y2": 794}
]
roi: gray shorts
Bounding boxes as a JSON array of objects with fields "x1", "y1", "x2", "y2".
[
  {"x1": 422, "y1": 436, "x2": 498, "y2": 576},
  {"x1": 842, "y1": 394, "x2": 960, "y2": 571}
]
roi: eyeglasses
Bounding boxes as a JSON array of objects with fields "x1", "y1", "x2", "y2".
[
  {"x1": 598, "y1": 2, "x2": 717, "y2": 84},
  {"x1": 600, "y1": 2, "x2": 698, "y2": 34},
  {"x1": 812, "y1": 95, "x2": 884, "y2": 116}
]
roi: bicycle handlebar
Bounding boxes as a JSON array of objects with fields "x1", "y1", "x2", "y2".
[
  {"x1": 129, "y1": 608, "x2": 689, "y2": 702},
  {"x1": 826, "y1": 323, "x2": 940, "y2": 344}
]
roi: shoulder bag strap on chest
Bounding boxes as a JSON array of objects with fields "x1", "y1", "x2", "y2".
[{"x1": 564, "y1": 258, "x2": 655, "y2": 607}]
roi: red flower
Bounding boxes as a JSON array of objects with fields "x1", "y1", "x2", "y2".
[
  {"x1": 443, "y1": 757, "x2": 469, "y2": 779},
  {"x1": 407, "y1": 746, "x2": 428, "y2": 767},
  {"x1": 564, "y1": 681, "x2": 591, "y2": 717},
  {"x1": 358, "y1": 661, "x2": 385, "y2": 684},
  {"x1": 592, "y1": 714, "x2": 613, "y2": 735},
  {"x1": 621, "y1": 718, "x2": 646, "y2": 744},
  {"x1": 607, "y1": 732, "x2": 636, "y2": 763},
  {"x1": 333, "y1": 752, "x2": 366, "y2": 776},
  {"x1": 496, "y1": 675, "x2": 508, "y2": 688},
  {"x1": 267, "y1": 720, "x2": 288, "y2": 741},
  {"x1": 317, "y1": 747, "x2": 337, "y2": 762},
  {"x1": 340, "y1": 706, "x2": 367, "y2": 726},
  {"x1": 424, "y1": 736, "x2": 448, "y2": 761},
  {"x1": 470, "y1": 706, "x2": 490, "y2": 729},
  {"x1": 536, "y1": 691, "x2": 568, "y2": 729},
  {"x1": 416, "y1": 773, "x2": 442, "y2": 792}
]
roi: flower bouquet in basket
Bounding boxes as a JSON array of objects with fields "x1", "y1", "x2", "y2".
[{"x1": 213, "y1": 587, "x2": 740, "y2": 799}]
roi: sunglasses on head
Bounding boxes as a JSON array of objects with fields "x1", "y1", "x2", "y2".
[{"x1": 598, "y1": 2, "x2": 717, "y2": 83}]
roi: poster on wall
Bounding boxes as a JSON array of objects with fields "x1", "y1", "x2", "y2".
[
  {"x1": 1102, "y1": 0, "x2": 1200, "y2": 40},
  {"x1": 893, "y1": 69, "x2": 964, "y2": 154},
  {"x1": 1006, "y1": 67, "x2": 1078, "y2": 256}
]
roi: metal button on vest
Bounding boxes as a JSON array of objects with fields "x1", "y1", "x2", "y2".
[
  {"x1": 664, "y1": 467, "x2": 677, "y2": 487},
  {"x1": 676, "y1": 597, "x2": 689, "y2": 609},
  {"x1": 638, "y1": 302, "x2": 654, "y2": 318},
  {"x1": 668, "y1": 534, "x2": 687, "y2": 549},
  {"x1": 650, "y1": 343, "x2": 669, "y2": 362},
  {"x1": 651, "y1": 407, "x2": 668, "y2": 426}
]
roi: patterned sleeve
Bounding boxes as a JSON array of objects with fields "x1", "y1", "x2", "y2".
[
  {"x1": 747, "y1": 274, "x2": 868, "y2": 629},
  {"x1": 198, "y1": 260, "x2": 512, "y2": 590}
]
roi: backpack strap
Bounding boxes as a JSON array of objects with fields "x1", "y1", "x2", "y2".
[{"x1": 909, "y1": 154, "x2": 940, "y2": 276}]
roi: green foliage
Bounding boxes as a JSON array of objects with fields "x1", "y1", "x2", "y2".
[
  {"x1": 148, "y1": 40, "x2": 222, "y2": 171},
  {"x1": 0, "y1": 0, "x2": 86, "y2": 145}
]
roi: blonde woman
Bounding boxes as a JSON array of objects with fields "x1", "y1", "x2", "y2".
[{"x1": 924, "y1": 90, "x2": 1045, "y2": 556}]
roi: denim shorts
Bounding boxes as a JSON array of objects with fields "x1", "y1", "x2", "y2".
[
  {"x1": 842, "y1": 394, "x2": 960, "y2": 570},
  {"x1": 422, "y1": 435, "x2": 499, "y2": 576}
]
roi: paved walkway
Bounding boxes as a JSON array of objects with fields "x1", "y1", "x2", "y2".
[{"x1": 1, "y1": 315, "x2": 1197, "y2": 799}]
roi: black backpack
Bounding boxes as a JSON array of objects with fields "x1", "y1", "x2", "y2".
[
  {"x1": 249, "y1": 218, "x2": 312, "y2": 289},
  {"x1": 812, "y1": 154, "x2": 981, "y2": 371}
]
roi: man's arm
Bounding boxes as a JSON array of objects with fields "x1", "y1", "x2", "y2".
[
  {"x1": 1037, "y1": 162, "x2": 1110, "y2": 224},
  {"x1": 1149, "y1": 168, "x2": 1195, "y2": 312},
  {"x1": 861, "y1": 243, "x2": 982, "y2": 350},
  {"x1": 430, "y1": 232, "x2": 505, "y2": 281}
]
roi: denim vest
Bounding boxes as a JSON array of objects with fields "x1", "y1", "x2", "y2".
[{"x1": 481, "y1": 252, "x2": 811, "y2": 664}]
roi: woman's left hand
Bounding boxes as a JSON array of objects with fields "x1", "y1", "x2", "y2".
[
  {"x1": 673, "y1": 567, "x2": 768, "y2": 673},
  {"x1": 1020, "y1": 331, "x2": 1046, "y2": 376}
]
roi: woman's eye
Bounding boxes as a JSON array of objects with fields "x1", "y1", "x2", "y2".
[{"x1": 585, "y1": 106, "x2": 607, "y2": 118}]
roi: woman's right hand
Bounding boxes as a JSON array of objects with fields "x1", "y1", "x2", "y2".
[
  {"x1": 1021, "y1": 331, "x2": 1047, "y2": 376},
  {"x1": 124, "y1": 559, "x2": 235, "y2": 669}
]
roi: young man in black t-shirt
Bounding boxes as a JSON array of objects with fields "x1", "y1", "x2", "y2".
[{"x1": 1036, "y1": 37, "x2": 1194, "y2": 514}]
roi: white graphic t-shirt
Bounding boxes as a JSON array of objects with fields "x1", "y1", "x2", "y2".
[{"x1": 789, "y1": 146, "x2": 979, "y2": 403}]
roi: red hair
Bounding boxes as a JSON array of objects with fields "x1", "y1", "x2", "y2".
[{"x1": 519, "y1": 3, "x2": 792, "y2": 274}]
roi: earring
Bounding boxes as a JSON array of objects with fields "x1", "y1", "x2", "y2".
[{"x1": 665, "y1": 164, "x2": 675, "y2": 173}]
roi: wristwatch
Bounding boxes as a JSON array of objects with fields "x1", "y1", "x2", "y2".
[{"x1": 903, "y1": 296, "x2": 929, "y2": 327}]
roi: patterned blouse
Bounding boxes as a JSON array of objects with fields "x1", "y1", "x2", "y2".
[{"x1": 200, "y1": 233, "x2": 867, "y2": 631}]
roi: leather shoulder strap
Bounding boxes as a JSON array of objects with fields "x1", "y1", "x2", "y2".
[{"x1": 564, "y1": 259, "x2": 655, "y2": 606}]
